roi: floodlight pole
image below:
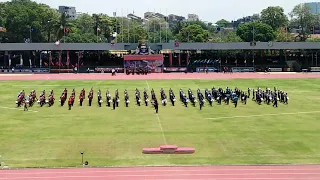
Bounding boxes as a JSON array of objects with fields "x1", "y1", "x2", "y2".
[{"x1": 80, "y1": 152, "x2": 84, "y2": 165}]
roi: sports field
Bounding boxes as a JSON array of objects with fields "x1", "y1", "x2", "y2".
[{"x1": 0, "y1": 76, "x2": 320, "y2": 168}]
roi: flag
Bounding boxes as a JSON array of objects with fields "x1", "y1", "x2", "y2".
[{"x1": 67, "y1": 51, "x2": 70, "y2": 66}]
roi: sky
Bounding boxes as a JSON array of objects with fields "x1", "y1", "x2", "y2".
[{"x1": 1, "y1": 0, "x2": 310, "y2": 23}]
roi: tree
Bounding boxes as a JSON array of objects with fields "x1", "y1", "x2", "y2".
[
  {"x1": 148, "y1": 28, "x2": 173, "y2": 43},
  {"x1": 236, "y1": 22, "x2": 275, "y2": 42},
  {"x1": 274, "y1": 28, "x2": 294, "y2": 42},
  {"x1": 176, "y1": 24, "x2": 209, "y2": 42},
  {"x1": 187, "y1": 20, "x2": 209, "y2": 30},
  {"x1": 216, "y1": 19, "x2": 230, "y2": 27},
  {"x1": 289, "y1": 3, "x2": 319, "y2": 41},
  {"x1": 260, "y1": 6, "x2": 288, "y2": 30},
  {"x1": 146, "y1": 18, "x2": 168, "y2": 33},
  {"x1": 170, "y1": 21, "x2": 186, "y2": 36},
  {"x1": 0, "y1": 2, "x2": 6, "y2": 27},
  {"x1": 56, "y1": 12, "x2": 69, "y2": 41},
  {"x1": 3, "y1": 0, "x2": 60, "y2": 43},
  {"x1": 223, "y1": 31, "x2": 243, "y2": 42},
  {"x1": 65, "y1": 33, "x2": 97, "y2": 43},
  {"x1": 39, "y1": 4, "x2": 60, "y2": 42},
  {"x1": 210, "y1": 30, "x2": 242, "y2": 43}
]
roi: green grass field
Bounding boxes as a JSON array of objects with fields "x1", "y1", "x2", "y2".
[{"x1": 1, "y1": 79, "x2": 320, "y2": 168}]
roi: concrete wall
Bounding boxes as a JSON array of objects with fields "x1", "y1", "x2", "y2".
[{"x1": 1, "y1": 42, "x2": 320, "y2": 51}]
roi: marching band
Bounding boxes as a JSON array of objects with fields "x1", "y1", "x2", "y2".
[{"x1": 15, "y1": 87, "x2": 289, "y2": 112}]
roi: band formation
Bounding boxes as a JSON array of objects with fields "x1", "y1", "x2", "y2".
[{"x1": 15, "y1": 87, "x2": 289, "y2": 113}]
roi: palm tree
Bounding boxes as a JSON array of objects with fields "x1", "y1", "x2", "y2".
[{"x1": 55, "y1": 12, "x2": 68, "y2": 42}]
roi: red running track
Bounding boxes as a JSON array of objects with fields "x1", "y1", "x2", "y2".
[
  {"x1": 0, "y1": 72, "x2": 320, "y2": 81},
  {"x1": 1, "y1": 166, "x2": 320, "y2": 180}
]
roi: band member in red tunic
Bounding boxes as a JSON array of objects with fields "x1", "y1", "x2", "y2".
[
  {"x1": 81, "y1": 88, "x2": 86, "y2": 99},
  {"x1": 16, "y1": 91, "x2": 25, "y2": 107},
  {"x1": 48, "y1": 94, "x2": 55, "y2": 107},
  {"x1": 28, "y1": 95, "x2": 34, "y2": 107},
  {"x1": 68, "y1": 98, "x2": 72, "y2": 110},
  {"x1": 41, "y1": 90, "x2": 46, "y2": 97},
  {"x1": 29, "y1": 90, "x2": 37, "y2": 107},
  {"x1": 39, "y1": 94, "x2": 46, "y2": 107},
  {"x1": 63, "y1": 88, "x2": 68, "y2": 97},
  {"x1": 89, "y1": 88, "x2": 93, "y2": 96},
  {"x1": 72, "y1": 89, "x2": 76, "y2": 96},
  {"x1": 60, "y1": 93, "x2": 66, "y2": 106},
  {"x1": 79, "y1": 93, "x2": 84, "y2": 106},
  {"x1": 71, "y1": 94, "x2": 75, "y2": 106}
]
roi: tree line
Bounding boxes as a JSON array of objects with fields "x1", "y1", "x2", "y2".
[{"x1": 0, "y1": 0, "x2": 320, "y2": 43}]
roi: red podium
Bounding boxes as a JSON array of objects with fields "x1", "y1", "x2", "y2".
[{"x1": 142, "y1": 145, "x2": 195, "y2": 154}]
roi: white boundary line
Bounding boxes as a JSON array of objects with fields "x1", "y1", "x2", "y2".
[
  {"x1": 145, "y1": 80, "x2": 168, "y2": 145},
  {"x1": 206, "y1": 111, "x2": 320, "y2": 120},
  {"x1": 1, "y1": 172, "x2": 320, "y2": 180},
  {"x1": 2, "y1": 169, "x2": 320, "y2": 174},
  {"x1": 0, "y1": 106, "x2": 38, "y2": 113}
]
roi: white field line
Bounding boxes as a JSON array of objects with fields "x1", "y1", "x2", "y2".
[
  {"x1": 0, "y1": 106, "x2": 38, "y2": 113},
  {"x1": 145, "y1": 80, "x2": 168, "y2": 145},
  {"x1": 2, "y1": 169, "x2": 320, "y2": 175},
  {"x1": 1, "y1": 173, "x2": 320, "y2": 180},
  {"x1": 205, "y1": 111, "x2": 320, "y2": 120}
]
